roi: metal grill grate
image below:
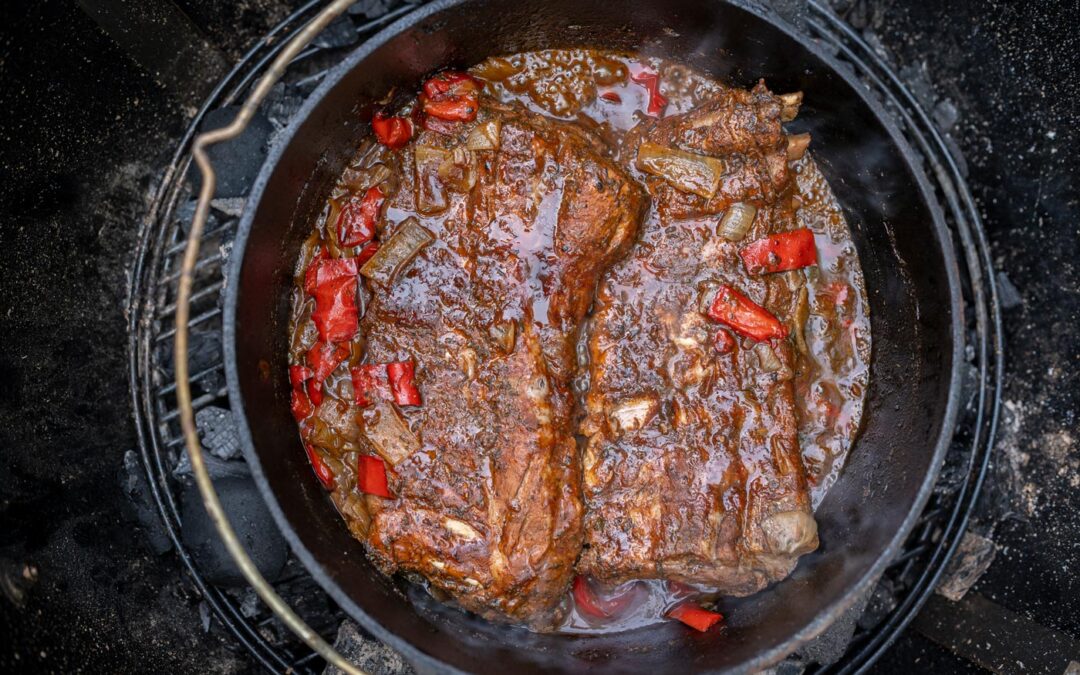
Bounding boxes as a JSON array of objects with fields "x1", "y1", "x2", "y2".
[{"x1": 126, "y1": 2, "x2": 1002, "y2": 672}]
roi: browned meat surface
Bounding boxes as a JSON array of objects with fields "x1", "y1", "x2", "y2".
[
  {"x1": 349, "y1": 100, "x2": 645, "y2": 626},
  {"x1": 290, "y1": 51, "x2": 871, "y2": 632},
  {"x1": 625, "y1": 81, "x2": 795, "y2": 221},
  {"x1": 578, "y1": 84, "x2": 818, "y2": 594}
]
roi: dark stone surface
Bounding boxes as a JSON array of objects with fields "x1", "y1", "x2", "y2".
[{"x1": 0, "y1": 0, "x2": 1077, "y2": 672}]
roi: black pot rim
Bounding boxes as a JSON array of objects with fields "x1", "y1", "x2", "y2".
[{"x1": 223, "y1": 1, "x2": 964, "y2": 671}]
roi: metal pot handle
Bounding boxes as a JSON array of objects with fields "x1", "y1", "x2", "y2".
[{"x1": 175, "y1": 1, "x2": 365, "y2": 672}]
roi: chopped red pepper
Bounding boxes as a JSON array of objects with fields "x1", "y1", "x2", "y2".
[
  {"x1": 420, "y1": 71, "x2": 481, "y2": 122},
  {"x1": 667, "y1": 603, "x2": 723, "y2": 632},
  {"x1": 740, "y1": 228, "x2": 818, "y2": 275},
  {"x1": 714, "y1": 329, "x2": 736, "y2": 355},
  {"x1": 305, "y1": 341, "x2": 350, "y2": 406},
  {"x1": 356, "y1": 241, "x2": 380, "y2": 266},
  {"x1": 357, "y1": 454, "x2": 393, "y2": 498},
  {"x1": 572, "y1": 576, "x2": 635, "y2": 619},
  {"x1": 350, "y1": 364, "x2": 390, "y2": 407},
  {"x1": 630, "y1": 69, "x2": 668, "y2": 117},
  {"x1": 707, "y1": 285, "x2": 788, "y2": 342},
  {"x1": 289, "y1": 365, "x2": 314, "y2": 421},
  {"x1": 304, "y1": 444, "x2": 336, "y2": 490},
  {"x1": 599, "y1": 90, "x2": 622, "y2": 103},
  {"x1": 306, "y1": 257, "x2": 359, "y2": 343},
  {"x1": 387, "y1": 361, "x2": 421, "y2": 406},
  {"x1": 337, "y1": 186, "x2": 383, "y2": 247},
  {"x1": 371, "y1": 111, "x2": 413, "y2": 149}
]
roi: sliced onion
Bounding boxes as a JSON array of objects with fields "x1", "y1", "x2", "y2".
[
  {"x1": 608, "y1": 394, "x2": 659, "y2": 433},
  {"x1": 636, "y1": 141, "x2": 725, "y2": 198},
  {"x1": 367, "y1": 162, "x2": 392, "y2": 186},
  {"x1": 360, "y1": 398, "x2": 419, "y2": 466},
  {"x1": 792, "y1": 284, "x2": 809, "y2": 355},
  {"x1": 718, "y1": 202, "x2": 757, "y2": 241},
  {"x1": 360, "y1": 216, "x2": 434, "y2": 287},
  {"x1": 755, "y1": 343, "x2": 782, "y2": 373},
  {"x1": 414, "y1": 144, "x2": 449, "y2": 214},
  {"x1": 437, "y1": 146, "x2": 477, "y2": 192},
  {"x1": 465, "y1": 119, "x2": 501, "y2": 151}
]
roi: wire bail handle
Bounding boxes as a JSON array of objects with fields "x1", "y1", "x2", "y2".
[{"x1": 176, "y1": 0, "x2": 365, "y2": 672}]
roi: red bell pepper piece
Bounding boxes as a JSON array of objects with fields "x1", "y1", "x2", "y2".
[
  {"x1": 630, "y1": 69, "x2": 668, "y2": 117},
  {"x1": 714, "y1": 329, "x2": 736, "y2": 355},
  {"x1": 305, "y1": 341, "x2": 350, "y2": 406},
  {"x1": 740, "y1": 228, "x2": 817, "y2": 275},
  {"x1": 599, "y1": 90, "x2": 622, "y2": 104},
  {"x1": 357, "y1": 454, "x2": 393, "y2": 498},
  {"x1": 350, "y1": 364, "x2": 390, "y2": 407},
  {"x1": 337, "y1": 186, "x2": 383, "y2": 247},
  {"x1": 572, "y1": 576, "x2": 635, "y2": 619},
  {"x1": 304, "y1": 444, "x2": 336, "y2": 490},
  {"x1": 667, "y1": 602, "x2": 723, "y2": 632},
  {"x1": 420, "y1": 71, "x2": 481, "y2": 122},
  {"x1": 356, "y1": 241, "x2": 380, "y2": 266},
  {"x1": 371, "y1": 112, "x2": 413, "y2": 149},
  {"x1": 386, "y1": 361, "x2": 421, "y2": 406},
  {"x1": 306, "y1": 257, "x2": 359, "y2": 343},
  {"x1": 289, "y1": 365, "x2": 314, "y2": 421},
  {"x1": 707, "y1": 285, "x2": 788, "y2": 342}
]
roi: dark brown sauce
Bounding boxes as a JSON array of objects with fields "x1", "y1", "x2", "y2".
[{"x1": 288, "y1": 49, "x2": 870, "y2": 634}]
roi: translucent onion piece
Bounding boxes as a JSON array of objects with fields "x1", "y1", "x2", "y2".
[
  {"x1": 636, "y1": 141, "x2": 725, "y2": 198},
  {"x1": 360, "y1": 216, "x2": 434, "y2": 287},
  {"x1": 414, "y1": 144, "x2": 449, "y2": 214},
  {"x1": 755, "y1": 342, "x2": 782, "y2": 373},
  {"x1": 465, "y1": 119, "x2": 501, "y2": 151},
  {"x1": 718, "y1": 202, "x2": 757, "y2": 241},
  {"x1": 360, "y1": 399, "x2": 419, "y2": 466},
  {"x1": 437, "y1": 146, "x2": 477, "y2": 192}
]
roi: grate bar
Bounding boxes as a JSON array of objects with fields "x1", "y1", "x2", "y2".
[
  {"x1": 155, "y1": 307, "x2": 222, "y2": 342},
  {"x1": 158, "y1": 279, "x2": 225, "y2": 317},
  {"x1": 165, "y1": 222, "x2": 234, "y2": 255}
]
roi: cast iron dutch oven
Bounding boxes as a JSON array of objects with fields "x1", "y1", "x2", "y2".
[{"x1": 224, "y1": 0, "x2": 964, "y2": 671}]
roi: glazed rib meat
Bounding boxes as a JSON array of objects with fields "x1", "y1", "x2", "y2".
[
  {"x1": 578, "y1": 82, "x2": 819, "y2": 594},
  {"x1": 355, "y1": 100, "x2": 645, "y2": 625}
]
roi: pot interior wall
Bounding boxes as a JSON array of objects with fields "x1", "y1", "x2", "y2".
[{"x1": 227, "y1": 0, "x2": 959, "y2": 672}]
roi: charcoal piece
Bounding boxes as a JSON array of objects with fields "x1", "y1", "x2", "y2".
[
  {"x1": 314, "y1": 15, "x2": 358, "y2": 49},
  {"x1": 325, "y1": 620, "x2": 413, "y2": 675},
  {"x1": 195, "y1": 406, "x2": 241, "y2": 460},
  {"x1": 857, "y1": 577, "x2": 899, "y2": 631},
  {"x1": 120, "y1": 449, "x2": 174, "y2": 555},
  {"x1": 180, "y1": 477, "x2": 287, "y2": 587},
  {"x1": 933, "y1": 98, "x2": 960, "y2": 133},
  {"x1": 173, "y1": 449, "x2": 248, "y2": 480},
  {"x1": 937, "y1": 531, "x2": 997, "y2": 601},
  {"x1": 347, "y1": 0, "x2": 395, "y2": 16},
  {"x1": 796, "y1": 584, "x2": 872, "y2": 666},
  {"x1": 210, "y1": 197, "x2": 245, "y2": 218},
  {"x1": 177, "y1": 198, "x2": 219, "y2": 235},
  {"x1": 187, "y1": 106, "x2": 273, "y2": 199},
  {"x1": 264, "y1": 82, "x2": 305, "y2": 132},
  {"x1": 997, "y1": 271, "x2": 1023, "y2": 309},
  {"x1": 186, "y1": 329, "x2": 223, "y2": 376}
]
